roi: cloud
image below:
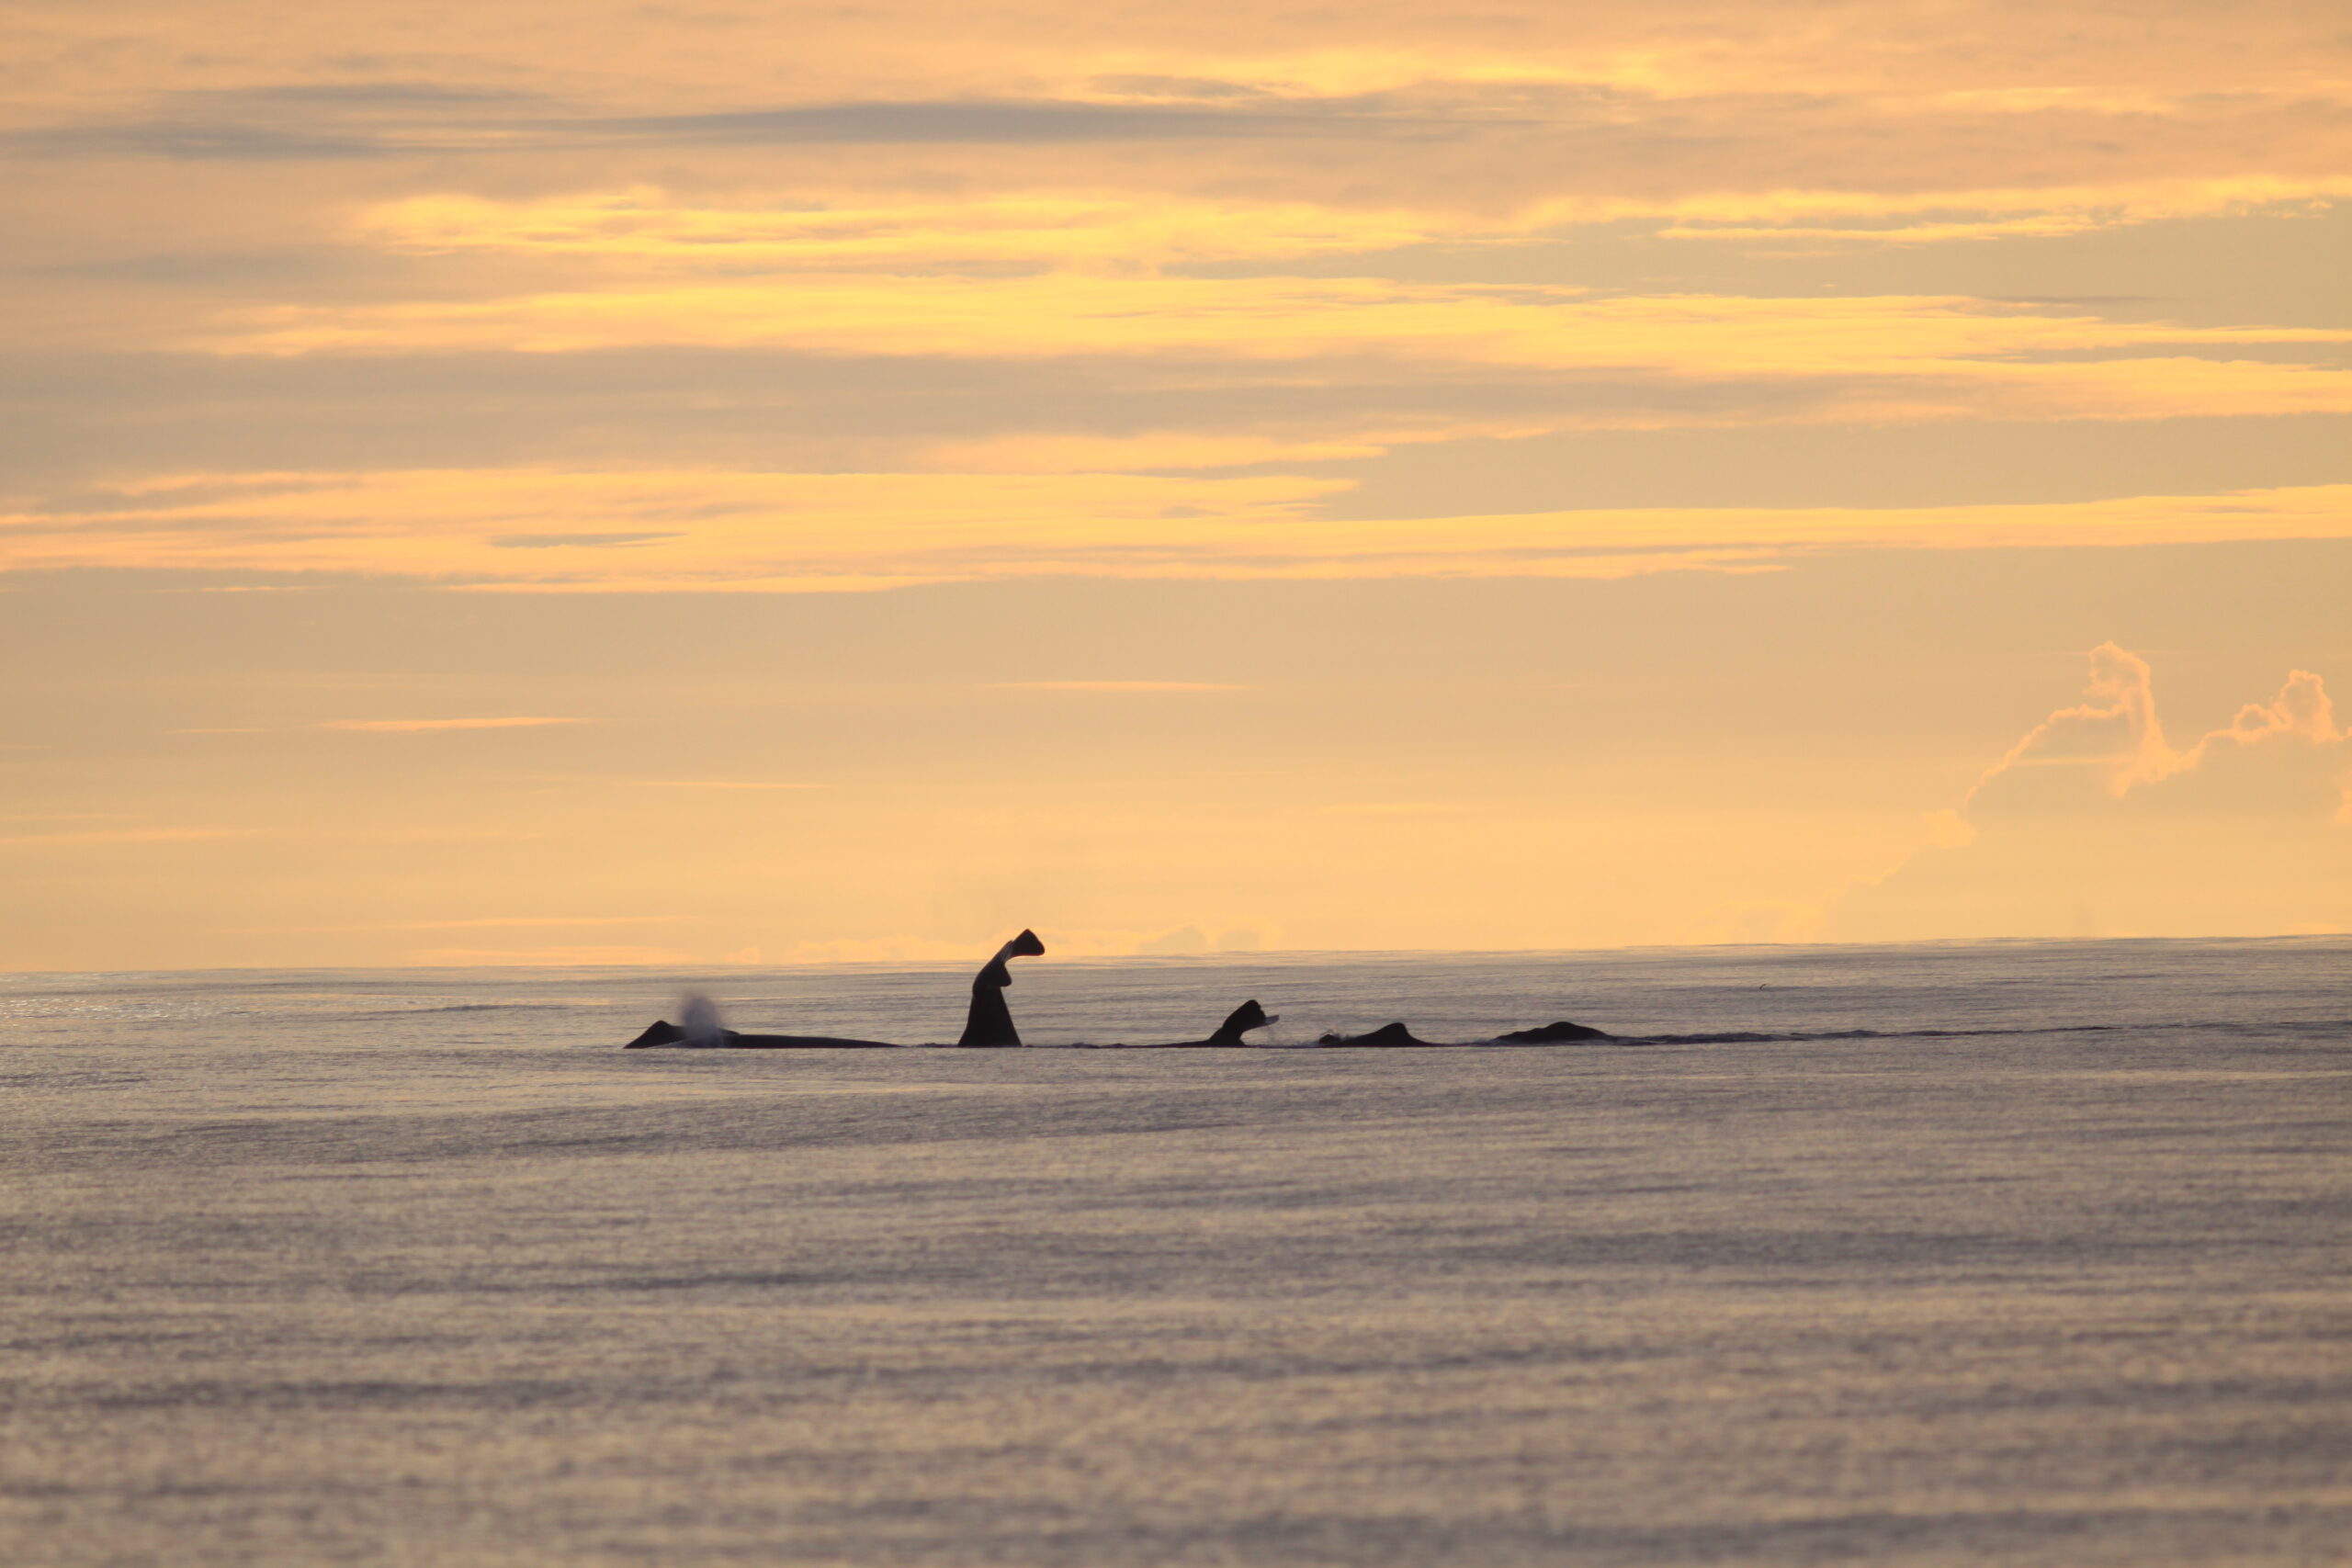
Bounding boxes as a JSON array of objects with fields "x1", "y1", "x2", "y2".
[
  {"x1": 232, "y1": 915, "x2": 683, "y2": 932},
  {"x1": 584, "y1": 98, "x2": 1426, "y2": 145},
  {"x1": 6, "y1": 96, "x2": 1464, "y2": 164},
  {"x1": 191, "y1": 276, "x2": 2352, "y2": 432},
  {"x1": 1133, "y1": 924, "x2": 1269, "y2": 955},
  {"x1": 0, "y1": 827, "x2": 253, "y2": 848},
  {"x1": 1961, "y1": 643, "x2": 2351, "y2": 820},
  {"x1": 1827, "y1": 644, "x2": 2352, "y2": 939},
  {"x1": 5, "y1": 121, "x2": 390, "y2": 161},
  {"x1": 403, "y1": 944, "x2": 698, "y2": 965},
  {"x1": 13, "y1": 69, "x2": 2350, "y2": 238},
  {"x1": 780, "y1": 924, "x2": 1276, "y2": 963},
  {"x1": 320, "y1": 716, "x2": 589, "y2": 731},
  {"x1": 356, "y1": 186, "x2": 1459, "y2": 272},
  {"x1": 1314, "y1": 802, "x2": 1459, "y2": 816},
  {"x1": 8, "y1": 469, "x2": 2352, "y2": 591},
  {"x1": 609, "y1": 778, "x2": 823, "y2": 789},
  {"x1": 992, "y1": 681, "x2": 1245, "y2": 692},
  {"x1": 1963, "y1": 641, "x2": 2175, "y2": 807}
]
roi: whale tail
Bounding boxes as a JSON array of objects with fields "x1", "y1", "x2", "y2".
[
  {"x1": 960, "y1": 929, "x2": 1044, "y2": 1047},
  {"x1": 1208, "y1": 999, "x2": 1278, "y2": 1045}
]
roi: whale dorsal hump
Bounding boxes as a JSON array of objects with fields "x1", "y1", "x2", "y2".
[
  {"x1": 1317, "y1": 1021, "x2": 1425, "y2": 1046},
  {"x1": 1497, "y1": 1020, "x2": 1611, "y2": 1043}
]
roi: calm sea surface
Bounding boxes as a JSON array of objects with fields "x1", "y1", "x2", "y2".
[{"x1": 5, "y1": 939, "x2": 2349, "y2": 1565}]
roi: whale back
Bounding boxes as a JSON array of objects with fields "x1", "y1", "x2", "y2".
[{"x1": 1317, "y1": 1021, "x2": 1428, "y2": 1046}]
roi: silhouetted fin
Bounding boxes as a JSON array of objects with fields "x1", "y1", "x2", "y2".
[
  {"x1": 1495, "y1": 1021, "x2": 1612, "y2": 1043},
  {"x1": 959, "y1": 928, "x2": 1045, "y2": 1047},
  {"x1": 625, "y1": 1019, "x2": 685, "y2": 1048}
]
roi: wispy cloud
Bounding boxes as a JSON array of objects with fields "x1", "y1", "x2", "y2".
[
  {"x1": 0, "y1": 827, "x2": 253, "y2": 848},
  {"x1": 231, "y1": 915, "x2": 683, "y2": 932},
  {"x1": 992, "y1": 681, "x2": 1247, "y2": 692},
  {"x1": 1962, "y1": 642, "x2": 2349, "y2": 818},
  {"x1": 8, "y1": 470, "x2": 2351, "y2": 590},
  {"x1": 1830, "y1": 645, "x2": 2352, "y2": 939},
  {"x1": 403, "y1": 944, "x2": 698, "y2": 965},
  {"x1": 615, "y1": 779, "x2": 824, "y2": 789},
  {"x1": 321, "y1": 716, "x2": 590, "y2": 731},
  {"x1": 192, "y1": 278, "x2": 2352, "y2": 434},
  {"x1": 1314, "y1": 802, "x2": 1460, "y2": 816}
]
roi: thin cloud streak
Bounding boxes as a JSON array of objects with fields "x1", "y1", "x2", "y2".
[
  {"x1": 320, "y1": 716, "x2": 591, "y2": 731},
  {"x1": 993, "y1": 681, "x2": 1248, "y2": 692},
  {"x1": 225, "y1": 915, "x2": 686, "y2": 932},
  {"x1": 617, "y1": 779, "x2": 825, "y2": 789},
  {"x1": 0, "y1": 827, "x2": 254, "y2": 848},
  {"x1": 8, "y1": 470, "x2": 2350, "y2": 589}
]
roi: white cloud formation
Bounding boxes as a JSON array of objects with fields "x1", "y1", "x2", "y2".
[{"x1": 1828, "y1": 644, "x2": 2352, "y2": 940}]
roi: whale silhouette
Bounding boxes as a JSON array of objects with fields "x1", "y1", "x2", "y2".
[
  {"x1": 1077, "y1": 998, "x2": 1280, "y2": 1049},
  {"x1": 1315, "y1": 1019, "x2": 1614, "y2": 1047},
  {"x1": 622, "y1": 1020, "x2": 896, "y2": 1048},
  {"x1": 957, "y1": 928, "x2": 1046, "y2": 1047},
  {"x1": 620, "y1": 933, "x2": 1614, "y2": 1049},
  {"x1": 622, "y1": 994, "x2": 1280, "y2": 1051},
  {"x1": 624, "y1": 929, "x2": 1049, "y2": 1049}
]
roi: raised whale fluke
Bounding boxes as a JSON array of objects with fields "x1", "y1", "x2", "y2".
[
  {"x1": 957, "y1": 928, "x2": 1045, "y2": 1048},
  {"x1": 623, "y1": 929, "x2": 1049, "y2": 1048},
  {"x1": 1207, "y1": 998, "x2": 1276, "y2": 1046},
  {"x1": 617, "y1": 941, "x2": 1620, "y2": 1051}
]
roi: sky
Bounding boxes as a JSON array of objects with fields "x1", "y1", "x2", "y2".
[{"x1": 3, "y1": 0, "x2": 2347, "y2": 969}]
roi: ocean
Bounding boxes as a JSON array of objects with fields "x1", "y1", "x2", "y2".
[{"x1": 5, "y1": 937, "x2": 2348, "y2": 1564}]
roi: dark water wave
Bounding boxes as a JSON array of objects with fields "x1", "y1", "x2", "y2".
[{"x1": 1629, "y1": 1020, "x2": 2352, "y2": 1045}]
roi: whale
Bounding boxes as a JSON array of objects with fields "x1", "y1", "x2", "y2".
[
  {"x1": 1314, "y1": 1019, "x2": 1615, "y2": 1047},
  {"x1": 623, "y1": 1000, "x2": 1618, "y2": 1049},
  {"x1": 958, "y1": 928, "x2": 1045, "y2": 1047},
  {"x1": 622, "y1": 996, "x2": 1281, "y2": 1051},
  {"x1": 625, "y1": 929, "x2": 1049, "y2": 1049},
  {"x1": 620, "y1": 932, "x2": 1617, "y2": 1050},
  {"x1": 1069, "y1": 999, "x2": 1281, "y2": 1049},
  {"x1": 623, "y1": 1020, "x2": 896, "y2": 1048},
  {"x1": 1154, "y1": 998, "x2": 1279, "y2": 1047}
]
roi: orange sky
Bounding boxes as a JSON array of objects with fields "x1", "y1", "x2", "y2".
[{"x1": 3, "y1": 0, "x2": 2346, "y2": 966}]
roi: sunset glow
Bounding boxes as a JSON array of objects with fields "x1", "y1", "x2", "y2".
[{"x1": 4, "y1": 0, "x2": 2346, "y2": 965}]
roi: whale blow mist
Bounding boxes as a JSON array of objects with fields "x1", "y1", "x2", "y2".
[{"x1": 677, "y1": 991, "x2": 726, "y2": 1047}]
